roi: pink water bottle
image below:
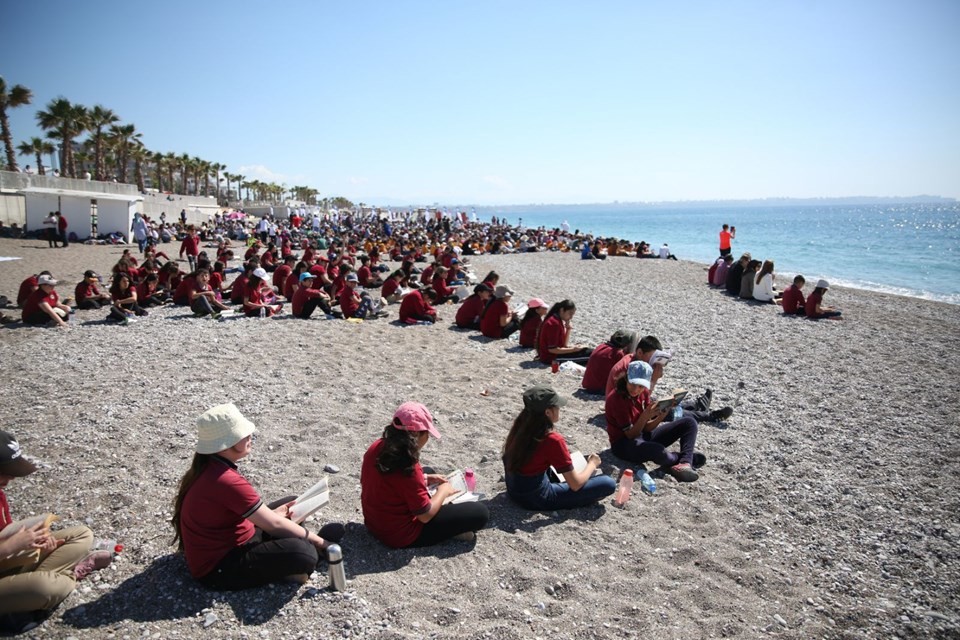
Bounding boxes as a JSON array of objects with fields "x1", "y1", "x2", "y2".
[
  {"x1": 614, "y1": 469, "x2": 634, "y2": 507},
  {"x1": 464, "y1": 468, "x2": 476, "y2": 492}
]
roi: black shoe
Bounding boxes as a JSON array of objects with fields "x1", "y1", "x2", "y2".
[
  {"x1": 697, "y1": 388, "x2": 713, "y2": 411},
  {"x1": 692, "y1": 452, "x2": 707, "y2": 468},
  {"x1": 318, "y1": 522, "x2": 345, "y2": 544},
  {"x1": 709, "y1": 407, "x2": 733, "y2": 422}
]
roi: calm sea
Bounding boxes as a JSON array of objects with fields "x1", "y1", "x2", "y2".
[{"x1": 477, "y1": 202, "x2": 960, "y2": 305}]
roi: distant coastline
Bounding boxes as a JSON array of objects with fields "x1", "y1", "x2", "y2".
[{"x1": 364, "y1": 195, "x2": 957, "y2": 209}]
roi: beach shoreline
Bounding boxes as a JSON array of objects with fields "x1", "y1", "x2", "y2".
[{"x1": 0, "y1": 238, "x2": 957, "y2": 639}]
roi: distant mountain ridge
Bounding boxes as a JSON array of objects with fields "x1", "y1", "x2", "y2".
[{"x1": 362, "y1": 195, "x2": 956, "y2": 209}]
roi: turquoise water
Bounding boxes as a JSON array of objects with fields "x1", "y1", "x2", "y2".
[{"x1": 480, "y1": 203, "x2": 960, "y2": 305}]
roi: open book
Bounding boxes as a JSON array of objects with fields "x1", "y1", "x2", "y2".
[
  {"x1": 550, "y1": 451, "x2": 600, "y2": 479},
  {"x1": 0, "y1": 513, "x2": 59, "y2": 571},
  {"x1": 513, "y1": 303, "x2": 529, "y2": 317},
  {"x1": 289, "y1": 477, "x2": 329, "y2": 523},
  {"x1": 654, "y1": 388, "x2": 688, "y2": 413},
  {"x1": 428, "y1": 470, "x2": 483, "y2": 504},
  {"x1": 650, "y1": 349, "x2": 673, "y2": 367}
]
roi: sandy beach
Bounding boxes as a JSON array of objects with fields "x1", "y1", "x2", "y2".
[{"x1": 0, "y1": 237, "x2": 957, "y2": 639}]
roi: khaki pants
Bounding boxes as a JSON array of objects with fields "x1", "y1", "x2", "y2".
[{"x1": 0, "y1": 526, "x2": 92, "y2": 614}]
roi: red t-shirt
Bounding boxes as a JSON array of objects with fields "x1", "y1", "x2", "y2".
[
  {"x1": 179, "y1": 456, "x2": 262, "y2": 578},
  {"x1": 0, "y1": 489, "x2": 11, "y2": 530},
  {"x1": 537, "y1": 315, "x2": 567, "y2": 364},
  {"x1": 782, "y1": 285, "x2": 805, "y2": 314},
  {"x1": 518, "y1": 314, "x2": 542, "y2": 348},
  {"x1": 360, "y1": 439, "x2": 430, "y2": 548},
  {"x1": 399, "y1": 290, "x2": 435, "y2": 323},
  {"x1": 273, "y1": 264, "x2": 292, "y2": 289},
  {"x1": 21, "y1": 288, "x2": 58, "y2": 321},
  {"x1": 230, "y1": 275, "x2": 248, "y2": 304},
  {"x1": 17, "y1": 276, "x2": 38, "y2": 306},
  {"x1": 582, "y1": 343, "x2": 625, "y2": 393},
  {"x1": 261, "y1": 251, "x2": 275, "y2": 269},
  {"x1": 455, "y1": 295, "x2": 485, "y2": 328},
  {"x1": 419, "y1": 265, "x2": 435, "y2": 286},
  {"x1": 605, "y1": 354, "x2": 634, "y2": 396},
  {"x1": 173, "y1": 275, "x2": 196, "y2": 305},
  {"x1": 604, "y1": 388, "x2": 649, "y2": 445},
  {"x1": 292, "y1": 285, "x2": 323, "y2": 316},
  {"x1": 719, "y1": 229, "x2": 732, "y2": 250},
  {"x1": 480, "y1": 299, "x2": 509, "y2": 338},
  {"x1": 244, "y1": 285, "x2": 266, "y2": 315},
  {"x1": 381, "y1": 278, "x2": 400, "y2": 298},
  {"x1": 805, "y1": 290, "x2": 824, "y2": 318},
  {"x1": 180, "y1": 235, "x2": 199, "y2": 257},
  {"x1": 75, "y1": 281, "x2": 101, "y2": 303},
  {"x1": 339, "y1": 287, "x2": 360, "y2": 317},
  {"x1": 136, "y1": 281, "x2": 157, "y2": 301},
  {"x1": 357, "y1": 265, "x2": 372, "y2": 286},
  {"x1": 515, "y1": 431, "x2": 573, "y2": 476},
  {"x1": 432, "y1": 275, "x2": 452, "y2": 298},
  {"x1": 283, "y1": 272, "x2": 299, "y2": 300}
]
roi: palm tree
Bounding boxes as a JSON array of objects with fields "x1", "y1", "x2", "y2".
[
  {"x1": 164, "y1": 152, "x2": 177, "y2": 192},
  {"x1": 16, "y1": 137, "x2": 54, "y2": 175},
  {"x1": 212, "y1": 163, "x2": 225, "y2": 203},
  {"x1": 130, "y1": 144, "x2": 148, "y2": 192},
  {"x1": 87, "y1": 105, "x2": 118, "y2": 180},
  {"x1": 178, "y1": 153, "x2": 190, "y2": 194},
  {"x1": 0, "y1": 77, "x2": 33, "y2": 172},
  {"x1": 75, "y1": 150, "x2": 92, "y2": 177},
  {"x1": 152, "y1": 152, "x2": 166, "y2": 191},
  {"x1": 191, "y1": 156, "x2": 203, "y2": 196},
  {"x1": 106, "y1": 123, "x2": 142, "y2": 183},
  {"x1": 236, "y1": 174, "x2": 246, "y2": 201},
  {"x1": 36, "y1": 98, "x2": 88, "y2": 177}
]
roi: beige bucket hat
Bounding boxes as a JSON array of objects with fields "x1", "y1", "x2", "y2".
[{"x1": 196, "y1": 403, "x2": 256, "y2": 454}]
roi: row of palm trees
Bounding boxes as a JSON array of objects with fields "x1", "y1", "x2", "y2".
[{"x1": 0, "y1": 76, "x2": 325, "y2": 206}]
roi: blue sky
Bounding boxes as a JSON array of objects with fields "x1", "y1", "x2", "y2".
[{"x1": 4, "y1": 0, "x2": 959, "y2": 205}]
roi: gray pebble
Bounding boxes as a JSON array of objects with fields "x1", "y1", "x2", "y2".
[{"x1": 324, "y1": 464, "x2": 340, "y2": 474}]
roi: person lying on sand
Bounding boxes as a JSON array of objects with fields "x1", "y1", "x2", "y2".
[{"x1": 503, "y1": 386, "x2": 615, "y2": 510}]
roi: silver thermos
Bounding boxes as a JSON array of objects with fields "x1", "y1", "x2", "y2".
[{"x1": 327, "y1": 544, "x2": 347, "y2": 591}]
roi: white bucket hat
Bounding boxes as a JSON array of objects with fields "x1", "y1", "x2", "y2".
[{"x1": 196, "y1": 403, "x2": 256, "y2": 454}]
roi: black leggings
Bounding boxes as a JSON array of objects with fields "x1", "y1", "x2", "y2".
[
  {"x1": 77, "y1": 299, "x2": 103, "y2": 310},
  {"x1": 198, "y1": 530, "x2": 318, "y2": 590},
  {"x1": 554, "y1": 347, "x2": 594, "y2": 365},
  {"x1": 410, "y1": 502, "x2": 489, "y2": 547}
]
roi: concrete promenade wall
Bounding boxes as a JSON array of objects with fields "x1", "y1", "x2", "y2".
[{"x1": 0, "y1": 171, "x2": 219, "y2": 228}]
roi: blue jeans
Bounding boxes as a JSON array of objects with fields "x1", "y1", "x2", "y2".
[{"x1": 505, "y1": 471, "x2": 616, "y2": 511}]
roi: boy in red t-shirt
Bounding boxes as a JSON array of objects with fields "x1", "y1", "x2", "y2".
[
  {"x1": 781, "y1": 275, "x2": 806, "y2": 315},
  {"x1": 179, "y1": 225, "x2": 200, "y2": 272}
]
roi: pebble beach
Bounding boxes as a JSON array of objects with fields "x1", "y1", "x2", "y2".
[{"x1": 0, "y1": 237, "x2": 958, "y2": 639}]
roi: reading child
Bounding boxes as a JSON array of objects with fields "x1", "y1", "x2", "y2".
[
  {"x1": 171, "y1": 404, "x2": 344, "y2": 590},
  {"x1": 360, "y1": 403, "x2": 489, "y2": 548},
  {"x1": 502, "y1": 386, "x2": 615, "y2": 510},
  {"x1": 0, "y1": 431, "x2": 112, "y2": 630}
]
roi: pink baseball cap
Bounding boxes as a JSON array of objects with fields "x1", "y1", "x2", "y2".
[
  {"x1": 392, "y1": 402, "x2": 441, "y2": 440},
  {"x1": 528, "y1": 298, "x2": 547, "y2": 309}
]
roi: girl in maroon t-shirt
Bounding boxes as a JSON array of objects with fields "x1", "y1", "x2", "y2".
[
  {"x1": 243, "y1": 269, "x2": 282, "y2": 317},
  {"x1": 517, "y1": 298, "x2": 548, "y2": 348},
  {"x1": 502, "y1": 386, "x2": 615, "y2": 510},
  {"x1": 360, "y1": 403, "x2": 489, "y2": 548}
]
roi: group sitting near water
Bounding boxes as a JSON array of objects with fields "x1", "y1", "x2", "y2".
[{"x1": 707, "y1": 252, "x2": 843, "y2": 319}]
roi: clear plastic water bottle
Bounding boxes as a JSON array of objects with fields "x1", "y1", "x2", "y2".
[
  {"x1": 672, "y1": 405, "x2": 683, "y2": 421},
  {"x1": 464, "y1": 468, "x2": 476, "y2": 492},
  {"x1": 614, "y1": 469, "x2": 634, "y2": 507},
  {"x1": 638, "y1": 469, "x2": 656, "y2": 494}
]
